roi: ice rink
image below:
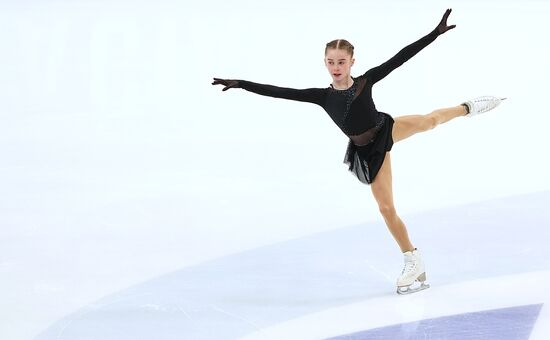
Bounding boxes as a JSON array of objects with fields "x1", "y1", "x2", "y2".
[
  {"x1": 1, "y1": 1, "x2": 550, "y2": 339},
  {"x1": 32, "y1": 192, "x2": 550, "y2": 339}
]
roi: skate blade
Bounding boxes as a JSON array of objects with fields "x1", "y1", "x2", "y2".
[{"x1": 396, "y1": 282, "x2": 430, "y2": 295}]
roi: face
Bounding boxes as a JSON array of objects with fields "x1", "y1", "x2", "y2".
[{"x1": 324, "y1": 48, "x2": 355, "y2": 82}]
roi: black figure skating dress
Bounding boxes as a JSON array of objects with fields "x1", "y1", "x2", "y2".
[{"x1": 236, "y1": 29, "x2": 440, "y2": 184}]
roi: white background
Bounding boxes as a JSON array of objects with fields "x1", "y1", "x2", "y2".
[{"x1": 1, "y1": 1, "x2": 549, "y2": 339}]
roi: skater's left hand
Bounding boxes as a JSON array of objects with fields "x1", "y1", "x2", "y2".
[
  {"x1": 435, "y1": 8, "x2": 456, "y2": 35},
  {"x1": 212, "y1": 78, "x2": 240, "y2": 91}
]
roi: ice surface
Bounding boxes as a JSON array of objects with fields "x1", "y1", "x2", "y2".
[
  {"x1": 327, "y1": 304, "x2": 543, "y2": 340},
  {"x1": 35, "y1": 191, "x2": 550, "y2": 339}
]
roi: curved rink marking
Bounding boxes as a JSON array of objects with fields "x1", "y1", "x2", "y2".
[{"x1": 35, "y1": 191, "x2": 550, "y2": 340}]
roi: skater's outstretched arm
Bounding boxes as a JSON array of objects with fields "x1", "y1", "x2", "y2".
[
  {"x1": 212, "y1": 78, "x2": 326, "y2": 106},
  {"x1": 363, "y1": 8, "x2": 456, "y2": 84}
]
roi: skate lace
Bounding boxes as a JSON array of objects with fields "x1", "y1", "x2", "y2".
[{"x1": 474, "y1": 96, "x2": 497, "y2": 113}]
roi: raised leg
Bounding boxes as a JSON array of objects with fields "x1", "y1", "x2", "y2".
[
  {"x1": 370, "y1": 152, "x2": 414, "y2": 252},
  {"x1": 392, "y1": 104, "x2": 467, "y2": 143}
]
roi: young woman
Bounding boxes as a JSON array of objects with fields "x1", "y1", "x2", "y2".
[{"x1": 212, "y1": 8, "x2": 504, "y2": 294}]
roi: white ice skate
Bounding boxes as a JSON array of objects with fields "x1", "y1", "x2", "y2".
[
  {"x1": 396, "y1": 249, "x2": 430, "y2": 295},
  {"x1": 463, "y1": 96, "x2": 506, "y2": 117}
]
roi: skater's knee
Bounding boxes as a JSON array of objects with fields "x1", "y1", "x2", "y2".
[
  {"x1": 378, "y1": 204, "x2": 397, "y2": 218},
  {"x1": 424, "y1": 114, "x2": 438, "y2": 130}
]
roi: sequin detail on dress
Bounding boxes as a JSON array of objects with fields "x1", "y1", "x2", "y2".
[
  {"x1": 327, "y1": 79, "x2": 357, "y2": 128},
  {"x1": 348, "y1": 114, "x2": 386, "y2": 146}
]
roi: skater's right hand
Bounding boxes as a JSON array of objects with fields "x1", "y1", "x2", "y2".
[
  {"x1": 435, "y1": 8, "x2": 456, "y2": 35},
  {"x1": 212, "y1": 78, "x2": 240, "y2": 91}
]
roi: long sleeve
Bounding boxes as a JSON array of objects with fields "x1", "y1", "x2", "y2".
[
  {"x1": 363, "y1": 29, "x2": 440, "y2": 84},
  {"x1": 238, "y1": 80, "x2": 326, "y2": 106}
]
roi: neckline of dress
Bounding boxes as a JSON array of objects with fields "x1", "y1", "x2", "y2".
[{"x1": 330, "y1": 77, "x2": 356, "y2": 91}]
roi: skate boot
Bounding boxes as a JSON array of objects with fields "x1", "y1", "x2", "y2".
[
  {"x1": 396, "y1": 249, "x2": 430, "y2": 295},
  {"x1": 462, "y1": 96, "x2": 506, "y2": 117}
]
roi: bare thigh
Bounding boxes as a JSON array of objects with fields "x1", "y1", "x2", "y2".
[
  {"x1": 392, "y1": 115, "x2": 436, "y2": 144},
  {"x1": 392, "y1": 105, "x2": 466, "y2": 143},
  {"x1": 370, "y1": 152, "x2": 394, "y2": 210}
]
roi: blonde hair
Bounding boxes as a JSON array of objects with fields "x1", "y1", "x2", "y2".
[{"x1": 325, "y1": 39, "x2": 354, "y2": 57}]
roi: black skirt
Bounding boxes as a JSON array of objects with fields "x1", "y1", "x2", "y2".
[{"x1": 343, "y1": 113, "x2": 394, "y2": 185}]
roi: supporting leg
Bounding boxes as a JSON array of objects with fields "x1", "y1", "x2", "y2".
[
  {"x1": 371, "y1": 153, "x2": 431, "y2": 294},
  {"x1": 370, "y1": 152, "x2": 414, "y2": 252}
]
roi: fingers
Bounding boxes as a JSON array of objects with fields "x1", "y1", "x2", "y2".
[
  {"x1": 441, "y1": 8, "x2": 452, "y2": 22},
  {"x1": 438, "y1": 8, "x2": 455, "y2": 33},
  {"x1": 212, "y1": 78, "x2": 229, "y2": 88},
  {"x1": 212, "y1": 77, "x2": 224, "y2": 85},
  {"x1": 212, "y1": 78, "x2": 237, "y2": 91}
]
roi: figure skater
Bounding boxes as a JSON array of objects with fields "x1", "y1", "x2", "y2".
[{"x1": 212, "y1": 8, "x2": 505, "y2": 294}]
